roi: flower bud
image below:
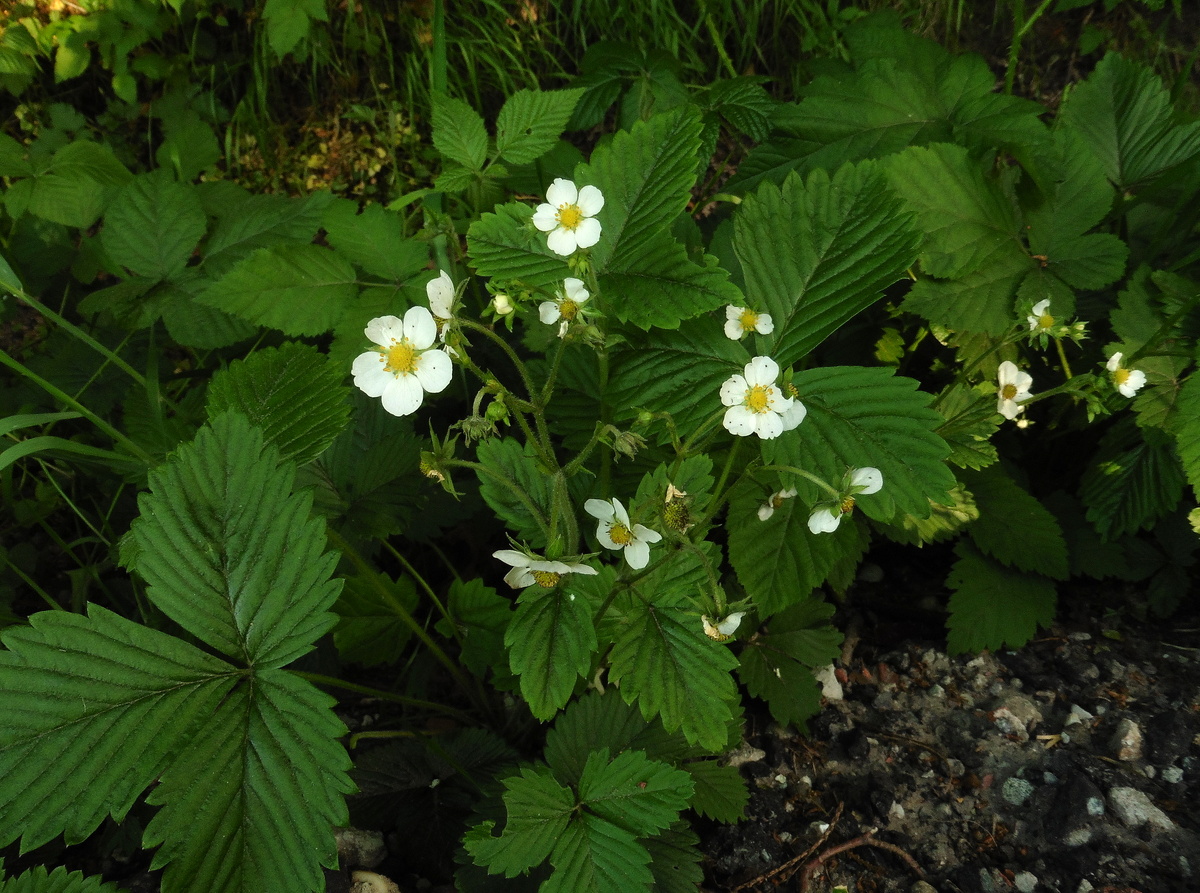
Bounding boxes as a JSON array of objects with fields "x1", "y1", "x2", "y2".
[{"x1": 492, "y1": 293, "x2": 514, "y2": 315}]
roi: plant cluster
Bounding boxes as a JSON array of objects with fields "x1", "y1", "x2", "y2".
[{"x1": 1, "y1": 4, "x2": 1199, "y2": 893}]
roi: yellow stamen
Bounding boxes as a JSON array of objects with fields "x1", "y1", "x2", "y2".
[
  {"x1": 385, "y1": 341, "x2": 417, "y2": 375},
  {"x1": 558, "y1": 299, "x2": 579, "y2": 321},
  {"x1": 746, "y1": 385, "x2": 773, "y2": 413},
  {"x1": 608, "y1": 522, "x2": 634, "y2": 546},
  {"x1": 739, "y1": 309, "x2": 759, "y2": 331},
  {"x1": 1001, "y1": 383, "x2": 1018, "y2": 401},
  {"x1": 1113, "y1": 368, "x2": 1130, "y2": 386},
  {"x1": 531, "y1": 570, "x2": 561, "y2": 588},
  {"x1": 840, "y1": 496, "x2": 856, "y2": 515},
  {"x1": 557, "y1": 204, "x2": 584, "y2": 231},
  {"x1": 1038, "y1": 312, "x2": 1054, "y2": 329}
]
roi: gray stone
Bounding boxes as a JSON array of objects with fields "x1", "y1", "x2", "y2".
[
  {"x1": 1109, "y1": 786, "x2": 1175, "y2": 832},
  {"x1": 1164, "y1": 766, "x2": 1184, "y2": 784},
  {"x1": 1014, "y1": 871, "x2": 1038, "y2": 893},
  {"x1": 814, "y1": 663, "x2": 843, "y2": 701},
  {"x1": 336, "y1": 828, "x2": 387, "y2": 869},
  {"x1": 1110, "y1": 718, "x2": 1144, "y2": 761},
  {"x1": 725, "y1": 743, "x2": 766, "y2": 767},
  {"x1": 1002, "y1": 776, "x2": 1035, "y2": 806}
]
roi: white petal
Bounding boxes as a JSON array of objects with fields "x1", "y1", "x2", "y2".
[
  {"x1": 719, "y1": 374, "x2": 747, "y2": 407},
  {"x1": 723, "y1": 405, "x2": 757, "y2": 436},
  {"x1": 380, "y1": 375, "x2": 424, "y2": 417},
  {"x1": 545, "y1": 177, "x2": 578, "y2": 206},
  {"x1": 757, "y1": 503, "x2": 775, "y2": 521},
  {"x1": 727, "y1": 305, "x2": 744, "y2": 321},
  {"x1": 414, "y1": 348, "x2": 453, "y2": 394},
  {"x1": 532, "y1": 204, "x2": 558, "y2": 232},
  {"x1": 1014, "y1": 369, "x2": 1033, "y2": 392},
  {"x1": 1032, "y1": 299, "x2": 1050, "y2": 317},
  {"x1": 364, "y1": 315, "x2": 404, "y2": 346},
  {"x1": 998, "y1": 397, "x2": 1021, "y2": 420},
  {"x1": 584, "y1": 498, "x2": 616, "y2": 522},
  {"x1": 743, "y1": 356, "x2": 780, "y2": 387},
  {"x1": 1120, "y1": 369, "x2": 1146, "y2": 397},
  {"x1": 504, "y1": 566, "x2": 534, "y2": 588},
  {"x1": 493, "y1": 549, "x2": 530, "y2": 568},
  {"x1": 576, "y1": 184, "x2": 604, "y2": 215},
  {"x1": 351, "y1": 351, "x2": 389, "y2": 396},
  {"x1": 1107, "y1": 352, "x2": 1123, "y2": 372},
  {"x1": 779, "y1": 399, "x2": 807, "y2": 431},
  {"x1": 997, "y1": 360, "x2": 1019, "y2": 386},
  {"x1": 624, "y1": 540, "x2": 650, "y2": 569},
  {"x1": 781, "y1": 488, "x2": 797, "y2": 498},
  {"x1": 403, "y1": 305, "x2": 438, "y2": 349},
  {"x1": 851, "y1": 467, "x2": 883, "y2": 495},
  {"x1": 546, "y1": 227, "x2": 577, "y2": 256},
  {"x1": 573, "y1": 217, "x2": 602, "y2": 249},
  {"x1": 755, "y1": 313, "x2": 774, "y2": 334},
  {"x1": 717, "y1": 612, "x2": 745, "y2": 636},
  {"x1": 754, "y1": 411, "x2": 784, "y2": 440},
  {"x1": 539, "y1": 301, "x2": 561, "y2": 324},
  {"x1": 427, "y1": 271, "x2": 455, "y2": 317},
  {"x1": 563, "y1": 278, "x2": 590, "y2": 303},
  {"x1": 724, "y1": 318, "x2": 745, "y2": 340},
  {"x1": 566, "y1": 563, "x2": 599, "y2": 576},
  {"x1": 611, "y1": 499, "x2": 631, "y2": 528},
  {"x1": 596, "y1": 523, "x2": 620, "y2": 551},
  {"x1": 633, "y1": 524, "x2": 662, "y2": 544},
  {"x1": 808, "y1": 507, "x2": 842, "y2": 534}
]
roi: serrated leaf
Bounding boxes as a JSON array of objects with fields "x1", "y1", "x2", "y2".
[
  {"x1": 474, "y1": 437, "x2": 554, "y2": 546},
  {"x1": 322, "y1": 198, "x2": 429, "y2": 281},
  {"x1": 436, "y1": 578, "x2": 513, "y2": 682},
  {"x1": 467, "y1": 203, "x2": 571, "y2": 288},
  {"x1": 125, "y1": 412, "x2": 342, "y2": 667},
  {"x1": 432, "y1": 93, "x2": 489, "y2": 170},
  {"x1": 262, "y1": 0, "x2": 327, "y2": 57},
  {"x1": 161, "y1": 289, "x2": 258, "y2": 349},
  {"x1": 506, "y1": 586, "x2": 597, "y2": 720},
  {"x1": 332, "y1": 572, "x2": 419, "y2": 666},
  {"x1": 902, "y1": 252, "x2": 1030, "y2": 337},
  {"x1": 544, "y1": 688, "x2": 679, "y2": 786},
  {"x1": 465, "y1": 767, "x2": 575, "y2": 876},
  {"x1": 143, "y1": 668, "x2": 353, "y2": 893},
  {"x1": 645, "y1": 822, "x2": 704, "y2": 893},
  {"x1": 24, "y1": 142, "x2": 131, "y2": 228},
  {"x1": 935, "y1": 384, "x2": 1001, "y2": 470},
  {"x1": 737, "y1": 598, "x2": 842, "y2": 731},
  {"x1": 1080, "y1": 420, "x2": 1186, "y2": 540},
  {"x1": 1058, "y1": 52, "x2": 1200, "y2": 191},
  {"x1": 578, "y1": 749, "x2": 692, "y2": 837},
  {"x1": 496, "y1": 88, "x2": 585, "y2": 164},
  {"x1": 203, "y1": 191, "x2": 333, "y2": 276},
  {"x1": 0, "y1": 605, "x2": 236, "y2": 852},
  {"x1": 734, "y1": 161, "x2": 918, "y2": 367},
  {"x1": 1171, "y1": 374, "x2": 1200, "y2": 497},
  {"x1": 0, "y1": 864, "x2": 122, "y2": 893},
  {"x1": 199, "y1": 244, "x2": 357, "y2": 336},
  {"x1": 205, "y1": 342, "x2": 351, "y2": 465},
  {"x1": 582, "y1": 107, "x2": 703, "y2": 272},
  {"x1": 684, "y1": 760, "x2": 748, "y2": 823},
  {"x1": 100, "y1": 173, "x2": 205, "y2": 281},
  {"x1": 946, "y1": 542, "x2": 1056, "y2": 654},
  {"x1": 962, "y1": 466, "x2": 1069, "y2": 579},
  {"x1": 607, "y1": 592, "x2": 738, "y2": 751},
  {"x1": 544, "y1": 812, "x2": 652, "y2": 893},
  {"x1": 1024, "y1": 127, "x2": 1116, "y2": 246}
]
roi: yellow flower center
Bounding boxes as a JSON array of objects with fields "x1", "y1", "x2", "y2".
[
  {"x1": 1113, "y1": 367, "x2": 1130, "y2": 386},
  {"x1": 1038, "y1": 312, "x2": 1054, "y2": 329},
  {"x1": 739, "y1": 309, "x2": 760, "y2": 331},
  {"x1": 608, "y1": 522, "x2": 634, "y2": 546},
  {"x1": 384, "y1": 341, "x2": 417, "y2": 375},
  {"x1": 557, "y1": 203, "x2": 584, "y2": 231},
  {"x1": 663, "y1": 502, "x2": 692, "y2": 532},
  {"x1": 746, "y1": 385, "x2": 773, "y2": 413},
  {"x1": 840, "y1": 495, "x2": 856, "y2": 515},
  {"x1": 771, "y1": 493, "x2": 787, "y2": 509},
  {"x1": 1000, "y1": 383, "x2": 1018, "y2": 401},
  {"x1": 558, "y1": 299, "x2": 579, "y2": 321},
  {"x1": 532, "y1": 570, "x2": 561, "y2": 588}
]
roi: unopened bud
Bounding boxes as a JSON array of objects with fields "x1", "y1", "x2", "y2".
[{"x1": 492, "y1": 293, "x2": 514, "y2": 315}]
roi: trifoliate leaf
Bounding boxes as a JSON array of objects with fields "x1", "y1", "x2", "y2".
[
  {"x1": 0, "y1": 605, "x2": 237, "y2": 852},
  {"x1": 946, "y1": 542, "x2": 1056, "y2": 654},
  {"x1": 583, "y1": 107, "x2": 703, "y2": 273},
  {"x1": 903, "y1": 251, "x2": 1030, "y2": 337},
  {"x1": 882, "y1": 483, "x2": 979, "y2": 546},
  {"x1": 507, "y1": 586, "x2": 597, "y2": 720},
  {"x1": 684, "y1": 761, "x2": 748, "y2": 823},
  {"x1": 202, "y1": 191, "x2": 332, "y2": 277},
  {"x1": 607, "y1": 592, "x2": 739, "y2": 752},
  {"x1": 1080, "y1": 419, "x2": 1186, "y2": 540},
  {"x1": 0, "y1": 864, "x2": 122, "y2": 893},
  {"x1": 432, "y1": 92, "x2": 489, "y2": 170},
  {"x1": 544, "y1": 812, "x2": 652, "y2": 893},
  {"x1": 332, "y1": 572, "x2": 419, "y2": 666},
  {"x1": 1058, "y1": 52, "x2": 1200, "y2": 191},
  {"x1": 24, "y1": 141, "x2": 131, "y2": 228},
  {"x1": 143, "y1": 668, "x2": 354, "y2": 893},
  {"x1": 734, "y1": 161, "x2": 919, "y2": 367},
  {"x1": 578, "y1": 749, "x2": 693, "y2": 837},
  {"x1": 199, "y1": 244, "x2": 357, "y2": 336},
  {"x1": 495, "y1": 88, "x2": 585, "y2": 164},
  {"x1": 322, "y1": 198, "x2": 430, "y2": 281},
  {"x1": 475, "y1": 437, "x2": 554, "y2": 546},
  {"x1": 125, "y1": 412, "x2": 342, "y2": 668},
  {"x1": 1024, "y1": 127, "x2": 1118, "y2": 258},
  {"x1": 737, "y1": 598, "x2": 842, "y2": 732},
  {"x1": 467, "y1": 202, "x2": 571, "y2": 288},
  {"x1": 206, "y1": 342, "x2": 351, "y2": 465},
  {"x1": 101, "y1": 172, "x2": 205, "y2": 281},
  {"x1": 961, "y1": 466, "x2": 1069, "y2": 580},
  {"x1": 465, "y1": 767, "x2": 576, "y2": 877}
]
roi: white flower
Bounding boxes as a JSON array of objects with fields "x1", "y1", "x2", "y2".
[
  {"x1": 584, "y1": 497, "x2": 662, "y2": 570},
  {"x1": 427, "y1": 270, "x2": 455, "y2": 320},
  {"x1": 351, "y1": 307, "x2": 454, "y2": 417},
  {"x1": 724, "y1": 305, "x2": 774, "y2": 341},
  {"x1": 532, "y1": 178, "x2": 604, "y2": 256},
  {"x1": 1107, "y1": 352, "x2": 1146, "y2": 398},
  {"x1": 757, "y1": 487, "x2": 798, "y2": 521},
  {"x1": 807, "y1": 467, "x2": 883, "y2": 535},
  {"x1": 996, "y1": 360, "x2": 1033, "y2": 420},
  {"x1": 492, "y1": 293, "x2": 514, "y2": 315},
  {"x1": 702, "y1": 612, "x2": 746, "y2": 642},
  {"x1": 1027, "y1": 299, "x2": 1054, "y2": 332},
  {"x1": 538, "y1": 277, "x2": 591, "y2": 337},
  {"x1": 493, "y1": 549, "x2": 598, "y2": 589},
  {"x1": 719, "y1": 357, "x2": 806, "y2": 439}
]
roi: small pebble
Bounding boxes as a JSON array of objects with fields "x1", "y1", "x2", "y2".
[
  {"x1": 1110, "y1": 718, "x2": 1143, "y2": 761},
  {"x1": 1002, "y1": 777, "x2": 1035, "y2": 806},
  {"x1": 1015, "y1": 871, "x2": 1038, "y2": 893},
  {"x1": 1109, "y1": 786, "x2": 1174, "y2": 832},
  {"x1": 1164, "y1": 767, "x2": 1184, "y2": 784}
]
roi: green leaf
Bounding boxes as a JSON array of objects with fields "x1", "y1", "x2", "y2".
[
  {"x1": 199, "y1": 244, "x2": 357, "y2": 336},
  {"x1": 466, "y1": 202, "x2": 571, "y2": 288},
  {"x1": 1171, "y1": 373, "x2": 1200, "y2": 498},
  {"x1": 935, "y1": 384, "x2": 1001, "y2": 470},
  {"x1": 684, "y1": 760, "x2": 748, "y2": 823},
  {"x1": 766, "y1": 365, "x2": 956, "y2": 520},
  {"x1": 946, "y1": 542, "x2": 1056, "y2": 654},
  {"x1": 161, "y1": 290, "x2": 258, "y2": 349},
  {"x1": 607, "y1": 592, "x2": 739, "y2": 751},
  {"x1": 332, "y1": 573, "x2": 419, "y2": 666},
  {"x1": 143, "y1": 668, "x2": 353, "y2": 893},
  {"x1": 1024, "y1": 127, "x2": 1116, "y2": 249},
  {"x1": 465, "y1": 767, "x2": 575, "y2": 877},
  {"x1": 124, "y1": 412, "x2": 342, "y2": 668},
  {"x1": 24, "y1": 141, "x2": 131, "y2": 228},
  {"x1": 474, "y1": 437, "x2": 553, "y2": 546},
  {"x1": 578, "y1": 748, "x2": 692, "y2": 836},
  {"x1": 205, "y1": 342, "x2": 352, "y2": 465},
  {"x1": 737, "y1": 598, "x2": 843, "y2": 732},
  {"x1": 734, "y1": 161, "x2": 919, "y2": 366},
  {"x1": 496, "y1": 88, "x2": 585, "y2": 164},
  {"x1": 961, "y1": 466, "x2": 1069, "y2": 580},
  {"x1": 101, "y1": 173, "x2": 205, "y2": 281},
  {"x1": 902, "y1": 253, "x2": 1029, "y2": 337},
  {"x1": 436, "y1": 578, "x2": 513, "y2": 682},
  {"x1": 1080, "y1": 420, "x2": 1186, "y2": 540},
  {"x1": 432, "y1": 92, "x2": 489, "y2": 170},
  {"x1": 262, "y1": 0, "x2": 327, "y2": 57},
  {"x1": 1058, "y1": 52, "x2": 1200, "y2": 191},
  {"x1": 0, "y1": 864, "x2": 121, "y2": 893},
  {"x1": 645, "y1": 822, "x2": 704, "y2": 893},
  {"x1": 507, "y1": 586, "x2": 597, "y2": 720},
  {"x1": 583, "y1": 107, "x2": 703, "y2": 272},
  {"x1": 322, "y1": 198, "x2": 430, "y2": 281},
  {"x1": 202, "y1": 191, "x2": 332, "y2": 276},
  {"x1": 0, "y1": 605, "x2": 236, "y2": 852}
]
